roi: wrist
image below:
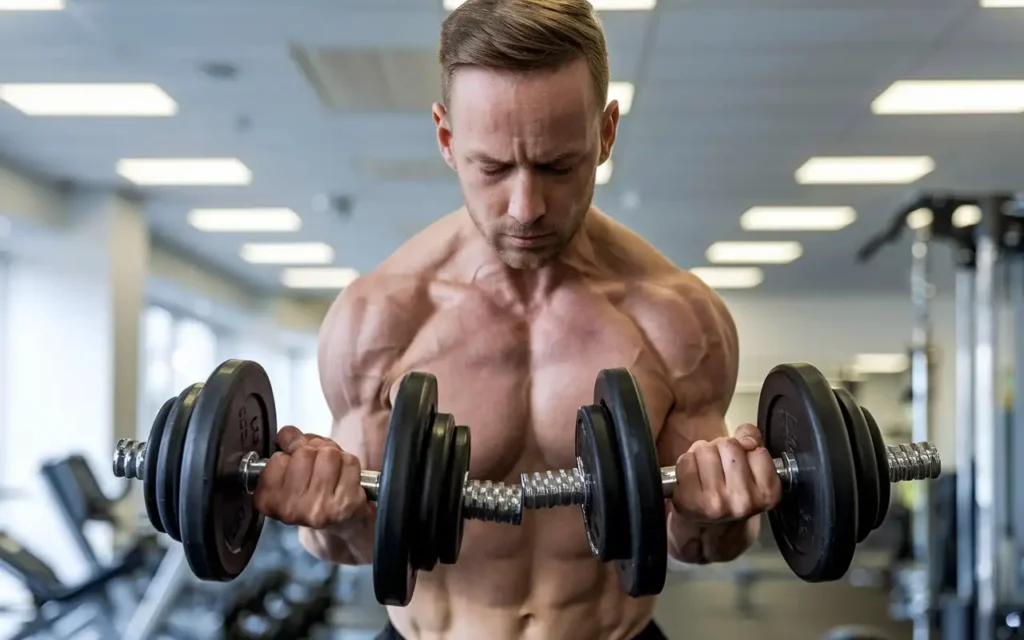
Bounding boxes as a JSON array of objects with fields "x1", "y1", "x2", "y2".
[{"x1": 668, "y1": 513, "x2": 759, "y2": 564}]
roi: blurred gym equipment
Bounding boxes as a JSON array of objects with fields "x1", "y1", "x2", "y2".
[
  {"x1": 0, "y1": 530, "x2": 146, "y2": 639},
  {"x1": 858, "y1": 192, "x2": 1024, "y2": 640}
]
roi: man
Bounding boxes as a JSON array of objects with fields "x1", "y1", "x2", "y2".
[{"x1": 253, "y1": 1, "x2": 782, "y2": 638}]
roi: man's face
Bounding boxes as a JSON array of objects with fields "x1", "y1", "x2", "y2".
[{"x1": 433, "y1": 59, "x2": 618, "y2": 269}]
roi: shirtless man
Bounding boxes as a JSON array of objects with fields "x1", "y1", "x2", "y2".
[{"x1": 253, "y1": 1, "x2": 783, "y2": 638}]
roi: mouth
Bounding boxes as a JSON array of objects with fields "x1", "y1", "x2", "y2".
[{"x1": 505, "y1": 233, "x2": 552, "y2": 247}]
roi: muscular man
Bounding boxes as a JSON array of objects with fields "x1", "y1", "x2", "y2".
[{"x1": 254, "y1": 1, "x2": 783, "y2": 638}]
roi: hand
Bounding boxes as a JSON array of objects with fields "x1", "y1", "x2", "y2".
[
  {"x1": 253, "y1": 426, "x2": 371, "y2": 535},
  {"x1": 671, "y1": 424, "x2": 782, "y2": 525}
]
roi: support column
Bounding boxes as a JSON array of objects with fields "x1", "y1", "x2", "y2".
[{"x1": 1, "y1": 188, "x2": 148, "y2": 583}]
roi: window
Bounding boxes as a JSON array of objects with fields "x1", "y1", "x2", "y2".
[
  {"x1": 295, "y1": 351, "x2": 332, "y2": 438},
  {"x1": 139, "y1": 306, "x2": 218, "y2": 439},
  {"x1": 0, "y1": 256, "x2": 7, "y2": 489}
]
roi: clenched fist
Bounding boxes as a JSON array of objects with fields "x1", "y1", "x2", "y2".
[
  {"x1": 253, "y1": 426, "x2": 371, "y2": 535},
  {"x1": 671, "y1": 424, "x2": 782, "y2": 524}
]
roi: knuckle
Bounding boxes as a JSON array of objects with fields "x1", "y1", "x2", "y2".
[
  {"x1": 731, "y1": 494, "x2": 753, "y2": 517},
  {"x1": 703, "y1": 495, "x2": 726, "y2": 520},
  {"x1": 317, "y1": 446, "x2": 343, "y2": 465},
  {"x1": 307, "y1": 508, "x2": 329, "y2": 530},
  {"x1": 277, "y1": 507, "x2": 297, "y2": 526}
]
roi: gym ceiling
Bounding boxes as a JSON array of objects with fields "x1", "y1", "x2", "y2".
[{"x1": 0, "y1": 0, "x2": 1021, "y2": 299}]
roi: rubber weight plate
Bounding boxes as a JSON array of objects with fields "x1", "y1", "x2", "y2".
[
  {"x1": 157, "y1": 384, "x2": 204, "y2": 542},
  {"x1": 144, "y1": 397, "x2": 175, "y2": 533},
  {"x1": 374, "y1": 372, "x2": 437, "y2": 606},
  {"x1": 860, "y1": 407, "x2": 890, "y2": 530},
  {"x1": 179, "y1": 360, "x2": 275, "y2": 581},
  {"x1": 595, "y1": 368, "x2": 667, "y2": 598},
  {"x1": 833, "y1": 389, "x2": 881, "y2": 544},
  {"x1": 412, "y1": 413, "x2": 454, "y2": 572},
  {"x1": 437, "y1": 425, "x2": 470, "y2": 565},
  {"x1": 758, "y1": 363, "x2": 857, "y2": 583},
  {"x1": 575, "y1": 404, "x2": 628, "y2": 561}
]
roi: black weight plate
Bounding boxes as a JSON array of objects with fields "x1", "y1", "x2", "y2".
[
  {"x1": 180, "y1": 360, "x2": 275, "y2": 581},
  {"x1": 413, "y1": 413, "x2": 453, "y2": 572},
  {"x1": 373, "y1": 372, "x2": 436, "y2": 606},
  {"x1": 575, "y1": 404, "x2": 628, "y2": 561},
  {"x1": 860, "y1": 407, "x2": 890, "y2": 530},
  {"x1": 833, "y1": 389, "x2": 881, "y2": 544},
  {"x1": 157, "y1": 384, "x2": 203, "y2": 542},
  {"x1": 437, "y1": 425, "x2": 470, "y2": 565},
  {"x1": 759, "y1": 363, "x2": 857, "y2": 583},
  {"x1": 144, "y1": 397, "x2": 175, "y2": 533},
  {"x1": 595, "y1": 368, "x2": 667, "y2": 598}
]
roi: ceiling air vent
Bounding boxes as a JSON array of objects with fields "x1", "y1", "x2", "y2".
[{"x1": 291, "y1": 45, "x2": 440, "y2": 112}]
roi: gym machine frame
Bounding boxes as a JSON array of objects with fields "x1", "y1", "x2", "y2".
[{"x1": 858, "y1": 191, "x2": 1024, "y2": 640}]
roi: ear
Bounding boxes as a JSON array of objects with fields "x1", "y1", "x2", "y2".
[
  {"x1": 433, "y1": 103, "x2": 457, "y2": 170},
  {"x1": 598, "y1": 100, "x2": 619, "y2": 165}
]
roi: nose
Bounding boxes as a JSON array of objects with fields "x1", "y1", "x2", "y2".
[{"x1": 507, "y1": 169, "x2": 545, "y2": 226}]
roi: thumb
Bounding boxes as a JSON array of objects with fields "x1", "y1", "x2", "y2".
[
  {"x1": 733, "y1": 423, "x2": 762, "y2": 451},
  {"x1": 276, "y1": 426, "x2": 307, "y2": 454}
]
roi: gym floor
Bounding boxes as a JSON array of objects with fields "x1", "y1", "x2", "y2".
[{"x1": 327, "y1": 551, "x2": 908, "y2": 640}]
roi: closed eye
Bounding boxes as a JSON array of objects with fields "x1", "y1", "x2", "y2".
[
  {"x1": 539, "y1": 165, "x2": 574, "y2": 176},
  {"x1": 481, "y1": 164, "x2": 512, "y2": 177}
]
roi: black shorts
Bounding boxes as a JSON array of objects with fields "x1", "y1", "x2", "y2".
[{"x1": 375, "y1": 619, "x2": 668, "y2": 639}]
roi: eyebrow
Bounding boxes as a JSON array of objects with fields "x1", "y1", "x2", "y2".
[{"x1": 468, "y1": 151, "x2": 587, "y2": 165}]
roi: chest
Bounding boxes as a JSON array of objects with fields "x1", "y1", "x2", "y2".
[{"x1": 389, "y1": 288, "x2": 674, "y2": 482}]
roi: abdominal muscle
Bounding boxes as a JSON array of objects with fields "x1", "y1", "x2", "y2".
[{"x1": 386, "y1": 510, "x2": 657, "y2": 640}]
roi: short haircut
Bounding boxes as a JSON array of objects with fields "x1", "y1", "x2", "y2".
[{"x1": 439, "y1": 0, "x2": 610, "y2": 109}]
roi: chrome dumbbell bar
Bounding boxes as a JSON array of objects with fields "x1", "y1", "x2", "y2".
[{"x1": 113, "y1": 439, "x2": 941, "y2": 526}]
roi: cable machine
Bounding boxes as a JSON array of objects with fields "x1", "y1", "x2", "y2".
[{"x1": 857, "y1": 191, "x2": 1024, "y2": 640}]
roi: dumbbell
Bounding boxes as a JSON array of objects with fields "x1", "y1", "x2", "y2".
[
  {"x1": 113, "y1": 360, "x2": 941, "y2": 607},
  {"x1": 113, "y1": 359, "x2": 565, "y2": 607},
  {"x1": 457, "y1": 363, "x2": 942, "y2": 597}
]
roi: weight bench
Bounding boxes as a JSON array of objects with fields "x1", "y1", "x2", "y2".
[{"x1": 0, "y1": 530, "x2": 145, "y2": 639}]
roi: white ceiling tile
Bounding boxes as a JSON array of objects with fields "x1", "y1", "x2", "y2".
[
  {"x1": 0, "y1": 1, "x2": 1013, "y2": 296},
  {"x1": 654, "y1": 8, "x2": 965, "y2": 49},
  {"x1": 647, "y1": 46, "x2": 924, "y2": 84},
  {"x1": 949, "y1": 9, "x2": 1024, "y2": 46}
]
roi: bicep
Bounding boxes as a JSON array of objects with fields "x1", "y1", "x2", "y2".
[
  {"x1": 653, "y1": 275, "x2": 740, "y2": 466},
  {"x1": 316, "y1": 278, "x2": 418, "y2": 470}
]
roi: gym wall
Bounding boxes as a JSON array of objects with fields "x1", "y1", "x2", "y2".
[
  {"x1": 0, "y1": 176, "x2": 328, "y2": 608},
  {"x1": 722, "y1": 292, "x2": 955, "y2": 462}
]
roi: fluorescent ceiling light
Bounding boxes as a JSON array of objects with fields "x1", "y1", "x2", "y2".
[
  {"x1": 690, "y1": 266, "x2": 764, "y2": 289},
  {"x1": 953, "y1": 204, "x2": 982, "y2": 228},
  {"x1": 980, "y1": 0, "x2": 1024, "y2": 6},
  {"x1": 117, "y1": 158, "x2": 252, "y2": 186},
  {"x1": 706, "y1": 241, "x2": 803, "y2": 265},
  {"x1": 596, "y1": 160, "x2": 613, "y2": 185},
  {"x1": 188, "y1": 208, "x2": 302, "y2": 232},
  {"x1": 0, "y1": 83, "x2": 177, "y2": 116},
  {"x1": 608, "y1": 82, "x2": 634, "y2": 115},
  {"x1": 795, "y1": 156, "x2": 935, "y2": 185},
  {"x1": 873, "y1": 80, "x2": 1024, "y2": 115},
  {"x1": 853, "y1": 353, "x2": 910, "y2": 375},
  {"x1": 740, "y1": 206, "x2": 857, "y2": 231},
  {"x1": 281, "y1": 267, "x2": 360, "y2": 289},
  {"x1": 0, "y1": 0, "x2": 63, "y2": 9},
  {"x1": 906, "y1": 208, "x2": 934, "y2": 230},
  {"x1": 444, "y1": 0, "x2": 655, "y2": 8},
  {"x1": 240, "y1": 242, "x2": 334, "y2": 265}
]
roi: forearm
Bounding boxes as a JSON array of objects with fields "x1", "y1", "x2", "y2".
[
  {"x1": 298, "y1": 516, "x2": 376, "y2": 566},
  {"x1": 667, "y1": 512, "x2": 760, "y2": 564}
]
